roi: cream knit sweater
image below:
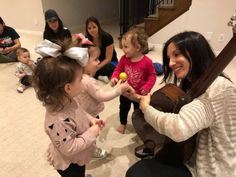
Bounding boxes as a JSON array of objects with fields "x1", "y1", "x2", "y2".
[{"x1": 143, "y1": 76, "x2": 236, "y2": 177}]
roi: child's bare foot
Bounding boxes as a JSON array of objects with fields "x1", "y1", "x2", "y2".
[{"x1": 116, "y1": 124, "x2": 126, "y2": 134}]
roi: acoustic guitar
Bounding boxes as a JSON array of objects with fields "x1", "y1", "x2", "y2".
[{"x1": 132, "y1": 19, "x2": 236, "y2": 166}]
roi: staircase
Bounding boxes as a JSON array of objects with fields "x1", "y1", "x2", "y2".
[
  {"x1": 119, "y1": 0, "x2": 192, "y2": 37},
  {"x1": 144, "y1": 0, "x2": 192, "y2": 36}
]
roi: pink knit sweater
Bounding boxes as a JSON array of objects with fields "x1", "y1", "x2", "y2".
[
  {"x1": 44, "y1": 99, "x2": 97, "y2": 170},
  {"x1": 112, "y1": 55, "x2": 156, "y2": 95}
]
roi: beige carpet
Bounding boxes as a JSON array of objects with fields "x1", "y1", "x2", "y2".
[
  {"x1": 1, "y1": 29, "x2": 236, "y2": 177},
  {"x1": 0, "y1": 30, "x2": 163, "y2": 177}
]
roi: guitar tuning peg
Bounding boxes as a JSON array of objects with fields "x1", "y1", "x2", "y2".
[
  {"x1": 228, "y1": 10, "x2": 236, "y2": 30},
  {"x1": 228, "y1": 21, "x2": 233, "y2": 27},
  {"x1": 230, "y1": 10, "x2": 236, "y2": 21}
]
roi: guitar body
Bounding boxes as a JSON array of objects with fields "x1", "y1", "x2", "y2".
[{"x1": 132, "y1": 84, "x2": 197, "y2": 166}]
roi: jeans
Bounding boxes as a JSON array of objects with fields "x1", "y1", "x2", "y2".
[{"x1": 0, "y1": 51, "x2": 17, "y2": 63}]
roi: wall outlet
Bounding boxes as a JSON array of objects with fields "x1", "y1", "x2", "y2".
[
  {"x1": 218, "y1": 33, "x2": 225, "y2": 42},
  {"x1": 34, "y1": 19, "x2": 38, "y2": 26},
  {"x1": 206, "y1": 32, "x2": 213, "y2": 41}
]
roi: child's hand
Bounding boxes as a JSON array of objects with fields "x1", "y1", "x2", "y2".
[
  {"x1": 16, "y1": 72, "x2": 26, "y2": 78},
  {"x1": 0, "y1": 48, "x2": 4, "y2": 54},
  {"x1": 140, "y1": 89, "x2": 148, "y2": 95},
  {"x1": 3, "y1": 47, "x2": 11, "y2": 54},
  {"x1": 91, "y1": 118, "x2": 105, "y2": 130},
  {"x1": 27, "y1": 60, "x2": 34, "y2": 66},
  {"x1": 123, "y1": 86, "x2": 142, "y2": 102},
  {"x1": 19, "y1": 73, "x2": 25, "y2": 78},
  {"x1": 90, "y1": 124, "x2": 100, "y2": 137},
  {"x1": 115, "y1": 80, "x2": 130, "y2": 93},
  {"x1": 110, "y1": 78, "x2": 118, "y2": 87}
]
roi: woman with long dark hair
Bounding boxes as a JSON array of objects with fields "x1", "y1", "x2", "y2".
[
  {"x1": 85, "y1": 16, "x2": 118, "y2": 83},
  {"x1": 126, "y1": 31, "x2": 236, "y2": 177}
]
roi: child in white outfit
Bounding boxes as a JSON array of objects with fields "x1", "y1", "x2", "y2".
[{"x1": 15, "y1": 48, "x2": 36, "y2": 93}]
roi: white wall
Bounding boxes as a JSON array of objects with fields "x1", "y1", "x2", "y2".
[
  {"x1": 41, "y1": 0, "x2": 119, "y2": 32},
  {"x1": 149, "y1": 0, "x2": 236, "y2": 53},
  {"x1": 1, "y1": 0, "x2": 235, "y2": 53},
  {"x1": 0, "y1": 0, "x2": 119, "y2": 34},
  {"x1": 0, "y1": 0, "x2": 45, "y2": 34}
]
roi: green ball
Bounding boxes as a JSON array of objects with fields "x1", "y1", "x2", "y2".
[{"x1": 119, "y1": 72, "x2": 127, "y2": 81}]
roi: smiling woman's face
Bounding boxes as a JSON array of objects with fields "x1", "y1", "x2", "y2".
[
  {"x1": 87, "y1": 22, "x2": 99, "y2": 38},
  {"x1": 167, "y1": 42, "x2": 190, "y2": 79}
]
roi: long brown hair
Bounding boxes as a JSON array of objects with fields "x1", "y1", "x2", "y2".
[{"x1": 32, "y1": 41, "x2": 82, "y2": 111}]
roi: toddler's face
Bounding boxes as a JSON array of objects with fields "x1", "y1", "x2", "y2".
[
  {"x1": 122, "y1": 35, "x2": 140, "y2": 59},
  {"x1": 85, "y1": 54, "x2": 100, "y2": 76},
  {"x1": 18, "y1": 52, "x2": 31, "y2": 64},
  {"x1": 84, "y1": 47, "x2": 100, "y2": 76}
]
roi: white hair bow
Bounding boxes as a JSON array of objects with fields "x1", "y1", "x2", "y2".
[{"x1": 35, "y1": 39, "x2": 88, "y2": 66}]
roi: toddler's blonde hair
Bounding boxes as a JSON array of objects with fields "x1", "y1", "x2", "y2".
[{"x1": 122, "y1": 27, "x2": 149, "y2": 54}]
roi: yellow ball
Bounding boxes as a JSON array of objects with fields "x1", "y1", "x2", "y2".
[{"x1": 119, "y1": 72, "x2": 127, "y2": 81}]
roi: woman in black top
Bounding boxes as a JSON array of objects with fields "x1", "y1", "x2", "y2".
[
  {"x1": 85, "y1": 16, "x2": 118, "y2": 81},
  {"x1": 43, "y1": 9, "x2": 71, "y2": 43}
]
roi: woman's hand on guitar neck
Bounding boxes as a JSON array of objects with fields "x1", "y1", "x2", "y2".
[{"x1": 140, "y1": 93, "x2": 151, "y2": 111}]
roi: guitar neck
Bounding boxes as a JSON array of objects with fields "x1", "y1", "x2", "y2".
[{"x1": 187, "y1": 32, "x2": 236, "y2": 99}]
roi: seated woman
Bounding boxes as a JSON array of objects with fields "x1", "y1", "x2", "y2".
[
  {"x1": 0, "y1": 17, "x2": 21, "y2": 63},
  {"x1": 43, "y1": 9, "x2": 72, "y2": 43},
  {"x1": 85, "y1": 16, "x2": 118, "y2": 83},
  {"x1": 126, "y1": 31, "x2": 236, "y2": 177}
]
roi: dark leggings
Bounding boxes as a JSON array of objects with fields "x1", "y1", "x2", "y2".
[
  {"x1": 20, "y1": 75, "x2": 32, "y2": 86},
  {"x1": 119, "y1": 95, "x2": 139, "y2": 125},
  {"x1": 126, "y1": 158, "x2": 192, "y2": 177},
  {"x1": 57, "y1": 163, "x2": 85, "y2": 177},
  {"x1": 94, "y1": 63, "x2": 116, "y2": 78}
]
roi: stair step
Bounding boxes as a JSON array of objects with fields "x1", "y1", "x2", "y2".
[
  {"x1": 158, "y1": 5, "x2": 175, "y2": 9},
  {"x1": 144, "y1": 16, "x2": 159, "y2": 21},
  {"x1": 148, "y1": 14, "x2": 159, "y2": 19},
  {"x1": 136, "y1": 23, "x2": 145, "y2": 28},
  {"x1": 144, "y1": 0, "x2": 192, "y2": 36}
]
